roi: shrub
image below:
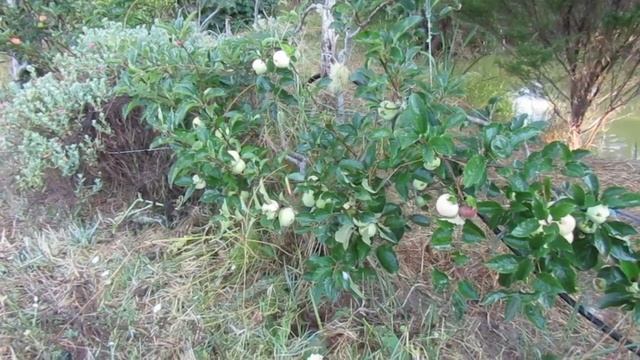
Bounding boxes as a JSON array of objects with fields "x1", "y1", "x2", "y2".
[
  {"x1": 0, "y1": 0, "x2": 179, "y2": 74},
  {"x1": 0, "y1": 22, "x2": 206, "y2": 190},
  {"x1": 115, "y1": 13, "x2": 640, "y2": 329}
]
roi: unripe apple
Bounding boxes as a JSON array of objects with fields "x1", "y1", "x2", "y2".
[
  {"x1": 458, "y1": 205, "x2": 477, "y2": 219},
  {"x1": 578, "y1": 220, "x2": 597, "y2": 234},
  {"x1": 315, "y1": 197, "x2": 328, "y2": 209},
  {"x1": 561, "y1": 231, "x2": 574, "y2": 243},
  {"x1": 252, "y1": 59, "x2": 267, "y2": 75},
  {"x1": 192, "y1": 174, "x2": 206, "y2": 190},
  {"x1": 227, "y1": 150, "x2": 246, "y2": 175},
  {"x1": 436, "y1": 194, "x2": 459, "y2": 218},
  {"x1": 423, "y1": 157, "x2": 441, "y2": 171},
  {"x1": 278, "y1": 207, "x2": 296, "y2": 227},
  {"x1": 586, "y1": 204, "x2": 610, "y2": 224},
  {"x1": 558, "y1": 214, "x2": 576, "y2": 236},
  {"x1": 413, "y1": 179, "x2": 428, "y2": 191},
  {"x1": 302, "y1": 190, "x2": 315, "y2": 207},
  {"x1": 377, "y1": 100, "x2": 400, "y2": 120},
  {"x1": 273, "y1": 50, "x2": 290, "y2": 68}
]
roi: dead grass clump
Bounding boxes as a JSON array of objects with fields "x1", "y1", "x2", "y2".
[{"x1": 85, "y1": 96, "x2": 175, "y2": 202}]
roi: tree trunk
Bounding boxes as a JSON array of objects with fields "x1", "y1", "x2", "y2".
[
  {"x1": 568, "y1": 105, "x2": 584, "y2": 149},
  {"x1": 568, "y1": 122, "x2": 582, "y2": 149},
  {"x1": 320, "y1": 0, "x2": 337, "y2": 77}
]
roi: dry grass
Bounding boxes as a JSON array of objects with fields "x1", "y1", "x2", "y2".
[{"x1": 2, "y1": 174, "x2": 639, "y2": 359}]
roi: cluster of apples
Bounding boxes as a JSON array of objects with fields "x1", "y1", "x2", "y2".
[{"x1": 251, "y1": 50, "x2": 290, "y2": 75}]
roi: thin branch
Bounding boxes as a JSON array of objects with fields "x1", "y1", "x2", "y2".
[
  {"x1": 466, "y1": 115, "x2": 490, "y2": 126},
  {"x1": 200, "y1": 5, "x2": 222, "y2": 30},
  {"x1": 294, "y1": 3, "x2": 321, "y2": 33},
  {"x1": 349, "y1": 0, "x2": 393, "y2": 37}
]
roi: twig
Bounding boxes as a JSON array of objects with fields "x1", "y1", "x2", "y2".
[
  {"x1": 200, "y1": 5, "x2": 222, "y2": 30},
  {"x1": 294, "y1": 3, "x2": 321, "y2": 33},
  {"x1": 105, "y1": 147, "x2": 171, "y2": 155},
  {"x1": 285, "y1": 153, "x2": 308, "y2": 174},
  {"x1": 466, "y1": 115, "x2": 490, "y2": 126}
]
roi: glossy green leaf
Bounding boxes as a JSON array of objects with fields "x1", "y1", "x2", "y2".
[
  {"x1": 482, "y1": 291, "x2": 509, "y2": 305},
  {"x1": 549, "y1": 199, "x2": 576, "y2": 219},
  {"x1": 524, "y1": 303, "x2": 546, "y2": 329},
  {"x1": 430, "y1": 135, "x2": 455, "y2": 155},
  {"x1": 462, "y1": 221, "x2": 484, "y2": 243},
  {"x1": 376, "y1": 244, "x2": 399, "y2": 273},
  {"x1": 602, "y1": 188, "x2": 640, "y2": 208},
  {"x1": 599, "y1": 292, "x2": 633, "y2": 308},
  {"x1": 457, "y1": 280, "x2": 479, "y2": 300},
  {"x1": 504, "y1": 295, "x2": 522, "y2": 321},
  {"x1": 490, "y1": 134, "x2": 513, "y2": 158},
  {"x1": 409, "y1": 214, "x2": 431, "y2": 226},
  {"x1": 511, "y1": 219, "x2": 541, "y2": 237},
  {"x1": 432, "y1": 268, "x2": 450, "y2": 292},
  {"x1": 549, "y1": 259, "x2": 577, "y2": 293},
  {"x1": 533, "y1": 273, "x2": 564, "y2": 294},
  {"x1": 462, "y1": 155, "x2": 487, "y2": 188},
  {"x1": 486, "y1": 255, "x2": 520, "y2": 274},
  {"x1": 432, "y1": 222, "x2": 454, "y2": 250}
]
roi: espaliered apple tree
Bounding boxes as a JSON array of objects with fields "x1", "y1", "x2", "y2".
[{"x1": 125, "y1": 15, "x2": 640, "y2": 328}]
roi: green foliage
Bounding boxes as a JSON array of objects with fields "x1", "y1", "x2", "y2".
[
  {"x1": 105, "y1": 7, "x2": 640, "y2": 328},
  {"x1": 4, "y1": 1, "x2": 640, "y2": 333},
  {"x1": 195, "y1": 0, "x2": 279, "y2": 31},
  {"x1": 0, "y1": 22, "x2": 210, "y2": 188},
  {"x1": 0, "y1": 0, "x2": 179, "y2": 72}
]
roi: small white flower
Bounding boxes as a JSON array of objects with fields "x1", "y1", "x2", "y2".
[
  {"x1": 307, "y1": 354, "x2": 324, "y2": 360},
  {"x1": 91, "y1": 256, "x2": 100, "y2": 264},
  {"x1": 272, "y1": 50, "x2": 290, "y2": 68},
  {"x1": 192, "y1": 116, "x2": 203, "y2": 127},
  {"x1": 153, "y1": 303, "x2": 162, "y2": 313},
  {"x1": 252, "y1": 59, "x2": 267, "y2": 75},
  {"x1": 101, "y1": 270, "x2": 110, "y2": 278}
]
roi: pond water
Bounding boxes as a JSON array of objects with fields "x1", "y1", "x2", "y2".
[
  {"x1": 463, "y1": 56, "x2": 640, "y2": 160},
  {"x1": 595, "y1": 101, "x2": 640, "y2": 160}
]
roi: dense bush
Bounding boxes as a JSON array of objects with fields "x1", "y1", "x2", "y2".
[
  {"x1": 0, "y1": 22, "x2": 209, "y2": 189},
  {"x1": 109, "y1": 13, "x2": 640, "y2": 326},
  {"x1": 2, "y1": 3, "x2": 639, "y2": 330},
  {"x1": 0, "y1": 0, "x2": 179, "y2": 74}
]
